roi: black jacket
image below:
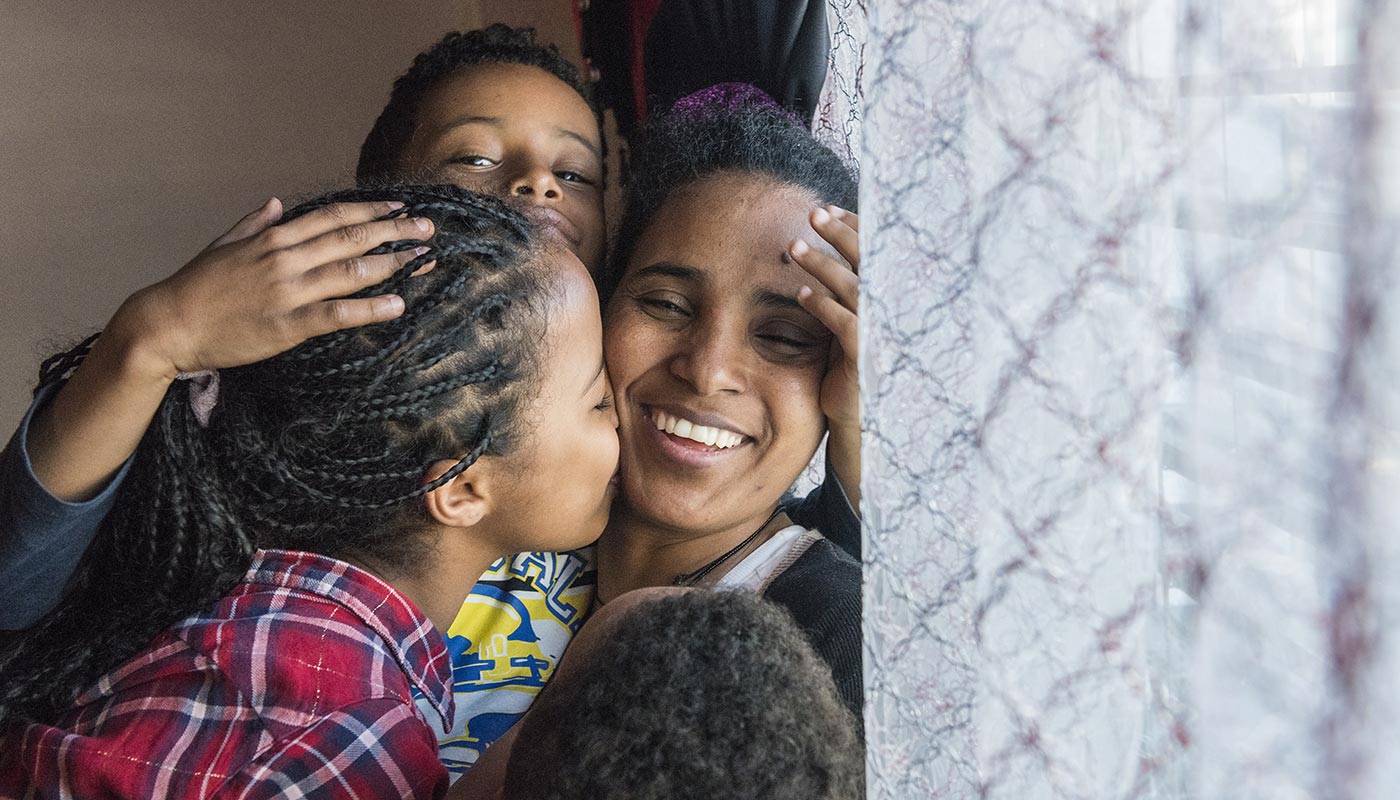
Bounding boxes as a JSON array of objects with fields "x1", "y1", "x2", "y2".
[{"x1": 763, "y1": 536, "x2": 863, "y2": 735}]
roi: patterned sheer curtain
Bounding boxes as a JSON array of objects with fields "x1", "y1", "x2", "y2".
[{"x1": 859, "y1": 0, "x2": 1399, "y2": 797}]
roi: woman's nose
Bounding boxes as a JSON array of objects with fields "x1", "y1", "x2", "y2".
[{"x1": 669, "y1": 320, "x2": 748, "y2": 396}]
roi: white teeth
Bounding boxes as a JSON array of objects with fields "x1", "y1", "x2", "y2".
[{"x1": 651, "y1": 410, "x2": 745, "y2": 449}]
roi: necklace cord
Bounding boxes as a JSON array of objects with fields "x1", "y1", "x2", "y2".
[{"x1": 671, "y1": 507, "x2": 786, "y2": 587}]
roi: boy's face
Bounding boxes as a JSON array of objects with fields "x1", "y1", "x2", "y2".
[{"x1": 396, "y1": 63, "x2": 607, "y2": 274}]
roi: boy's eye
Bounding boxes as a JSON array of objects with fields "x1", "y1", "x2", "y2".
[
  {"x1": 448, "y1": 155, "x2": 496, "y2": 167},
  {"x1": 556, "y1": 170, "x2": 596, "y2": 186}
]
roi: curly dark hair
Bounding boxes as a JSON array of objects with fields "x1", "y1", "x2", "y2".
[
  {"x1": 604, "y1": 90, "x2": 858, "y2": 299},
  {"x1": 357, "y1": 24, "x2": 599, "y2": 184},
  {"x1": 0, "y1": 184, "x2": 557, "y2": 729},
  {"x1": 502, "y1": 591, "x2": 865, "y2": 800}
]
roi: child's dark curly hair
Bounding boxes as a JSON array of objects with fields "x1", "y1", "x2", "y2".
[
  {"x1": 604, "y1": 88, "x2": 858, "y2": 300},
  {"x1": 502, "y1": 591, "x2": 865, "y2": 800},
  {"x1": 357, "y1": 24, "x2": 599, "y2": 184},
  {"x1": 0, "y1": 184, "x2": 557, "y2": 729}
]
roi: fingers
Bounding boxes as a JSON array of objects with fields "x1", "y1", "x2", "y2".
[
  {"x1": 299, "y1": 246, "x2": 433, "y2": 300},
  {"x1": 210, "y1": 197, "x2": 282, "y2": 248},
  {"x1": 789, "y1": 238, "x2": 858, "y2": 313},
  {"x1": 811, "y1": 206, "x2": 859, "y2": 271},
  {"x1": 829, "y1": 205, "x2": 859, "y2": 232},
  {"x1": 272, "y1": 200, "x2": 407, "y2": 243},
  {"x1": 797, "y1": 285, "x2": 858, "y2": 356},
  {"x1": 283, "y1": 214, "x2": 435, "y2": 270},
  {"x1": 289, "y1": 294, "x2": 407, "y2": 341}
]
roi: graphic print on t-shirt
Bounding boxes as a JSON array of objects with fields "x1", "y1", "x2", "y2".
[{"x1": 417, "y1": 547, "x2": 596, "y2": 778}]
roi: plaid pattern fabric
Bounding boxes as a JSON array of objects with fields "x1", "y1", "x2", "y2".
[{"x1": 0, "y1": 549, "x2": 455, "y2": 799}]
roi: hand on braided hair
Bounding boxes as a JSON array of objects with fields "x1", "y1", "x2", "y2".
[
  {"x1": 26, "y1": 197, "x2": 441, "y2": 506},
  {"x1": 111, "y1": 196, "x2": 437, "y2": 380}
]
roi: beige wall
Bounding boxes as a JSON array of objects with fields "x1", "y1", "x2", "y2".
[{"x1": 0, "y1": 1, "x2": 504, "y2": 424}]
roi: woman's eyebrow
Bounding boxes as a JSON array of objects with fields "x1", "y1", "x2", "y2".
[
  {"x1": 632, "y1": 262, "x2": 704, "y2": 284},
  {"x1": 754, "y1": 289, "x2": 804, "y2": 311}
]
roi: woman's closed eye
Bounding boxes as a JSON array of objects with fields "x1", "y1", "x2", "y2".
[
  {"x1": 758, "y1": 325, "x2": 828, "y2": 358},
  {"x1": 635, "y1": 292, "x2": 692, "y2": 319}
]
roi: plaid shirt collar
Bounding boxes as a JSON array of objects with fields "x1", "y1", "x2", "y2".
[{"x1": 244, "y1": 549, "x2": 456, "y2": 731}]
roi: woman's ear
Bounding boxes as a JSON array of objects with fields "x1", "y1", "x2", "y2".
[{"x1": 421, "y1": 457, "x2": 494, "y2": 529}]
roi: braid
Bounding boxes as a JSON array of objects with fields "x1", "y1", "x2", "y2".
[
  {"x1": 334, "y1": 431, "x2": 495, "y2": 511},
  {"x1": 34, "y1": 331, "x2": 100, "y2": 394},
  {"x1": 0, "y1": 184, "x2": 554, "y2": 730}
]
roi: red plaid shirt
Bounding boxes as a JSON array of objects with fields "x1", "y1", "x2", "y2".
[{"x1": 0, "y1": 549, "x2": 455, "y2": 798}]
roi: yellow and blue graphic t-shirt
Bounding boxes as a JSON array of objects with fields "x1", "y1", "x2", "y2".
[{"x1": 415, "y1": 547, "x2": 597, "y2": 778}]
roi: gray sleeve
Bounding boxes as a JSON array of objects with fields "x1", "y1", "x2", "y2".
[{"x1": 0, "y1": 383, "x2": 132, "y2": 630}]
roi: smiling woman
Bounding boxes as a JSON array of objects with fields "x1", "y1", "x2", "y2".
[
  {"x1": 606, "y1": 175, "x2": 831, "y2": 529},
  {"x1": 593, "y1": 90, "x2": 864, "y2": 723}
]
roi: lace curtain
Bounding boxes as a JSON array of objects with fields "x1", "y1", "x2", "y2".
[{"x1": 859, "y1": 0, "x2": 1400, "y2": 796}]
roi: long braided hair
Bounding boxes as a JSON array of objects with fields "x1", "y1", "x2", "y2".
[{"x1": 0, "y1": 184, "x2": 555, "y2": 729}]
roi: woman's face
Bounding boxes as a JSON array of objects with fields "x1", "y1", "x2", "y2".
[
  {"x1": 604, "y1": 174, "x2": 834, "y2": 535},
  {"x1": 495, "y1": 245, "x2": 619, "y2": 552},
  {"x1": 396, "y1": 63, "x2": 607, "y2": 274}
]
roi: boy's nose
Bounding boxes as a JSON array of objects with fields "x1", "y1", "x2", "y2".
[{"x1": 511, "y1": 166, "x2": 562, "y2": 200}]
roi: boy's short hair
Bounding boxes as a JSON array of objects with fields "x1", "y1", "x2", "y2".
[
  {"x1": 502, "y1": 591, "x2": 865, "y2": 800},
  {"x1": 356, "y1": 24, "x2": 598, "y2": 184}
]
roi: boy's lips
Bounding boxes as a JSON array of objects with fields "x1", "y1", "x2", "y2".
[{"x1": 521, "y1": 205, "x2": 581, "y2": 247}]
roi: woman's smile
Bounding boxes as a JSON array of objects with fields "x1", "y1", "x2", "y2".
[
  {"x1": 604, "y1": 174, "x2": 831, "y2": 532},
  {"x1": 636, "y1": 403, "x2": 753, "y2": 467}
]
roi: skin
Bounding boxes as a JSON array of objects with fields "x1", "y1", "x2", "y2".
[
  {"x1": 25, "y1": 63, "x2": 607, "y2": 508},
  {"x1": 23, "y1": 63, "x2": 858, "y2": 522},
  {"x1": 450, "y1": 175, "x2": 861, "y2": 800},
  {"x1": 596, "y1": 173, "x2": 860, "y2": 601},
  {"x1": 396, "y1": 63, "x2": 607, "y2": 275},
  {"x1": 9, "y1": 51, "x2": 861, "y2": 796},
  {"x1": 379, "y1": 246, "x2": 619, "y2": 632},
  {"x1": 27, "y1": 200, "x2": 436, "y2": 503}
]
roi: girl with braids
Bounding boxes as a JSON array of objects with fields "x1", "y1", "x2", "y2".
[{"x1": 0, "y1": 184, "x2": 620, "y2": 798}]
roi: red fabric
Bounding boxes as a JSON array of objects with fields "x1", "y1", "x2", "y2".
[
  {"x1": 0, "y1": 549, "x2": 454, "y2": 799},
  {"x1": 631, "y1": 0, "x2": 664, "y2": 120}
]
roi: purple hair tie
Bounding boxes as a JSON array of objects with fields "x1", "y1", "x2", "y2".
[
  {"x1": 176, "y1": 370, "x2": 220, "y2": 428},
  {"x1": 669, "y1": 83, "x2": 804, "y2": 126}
]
